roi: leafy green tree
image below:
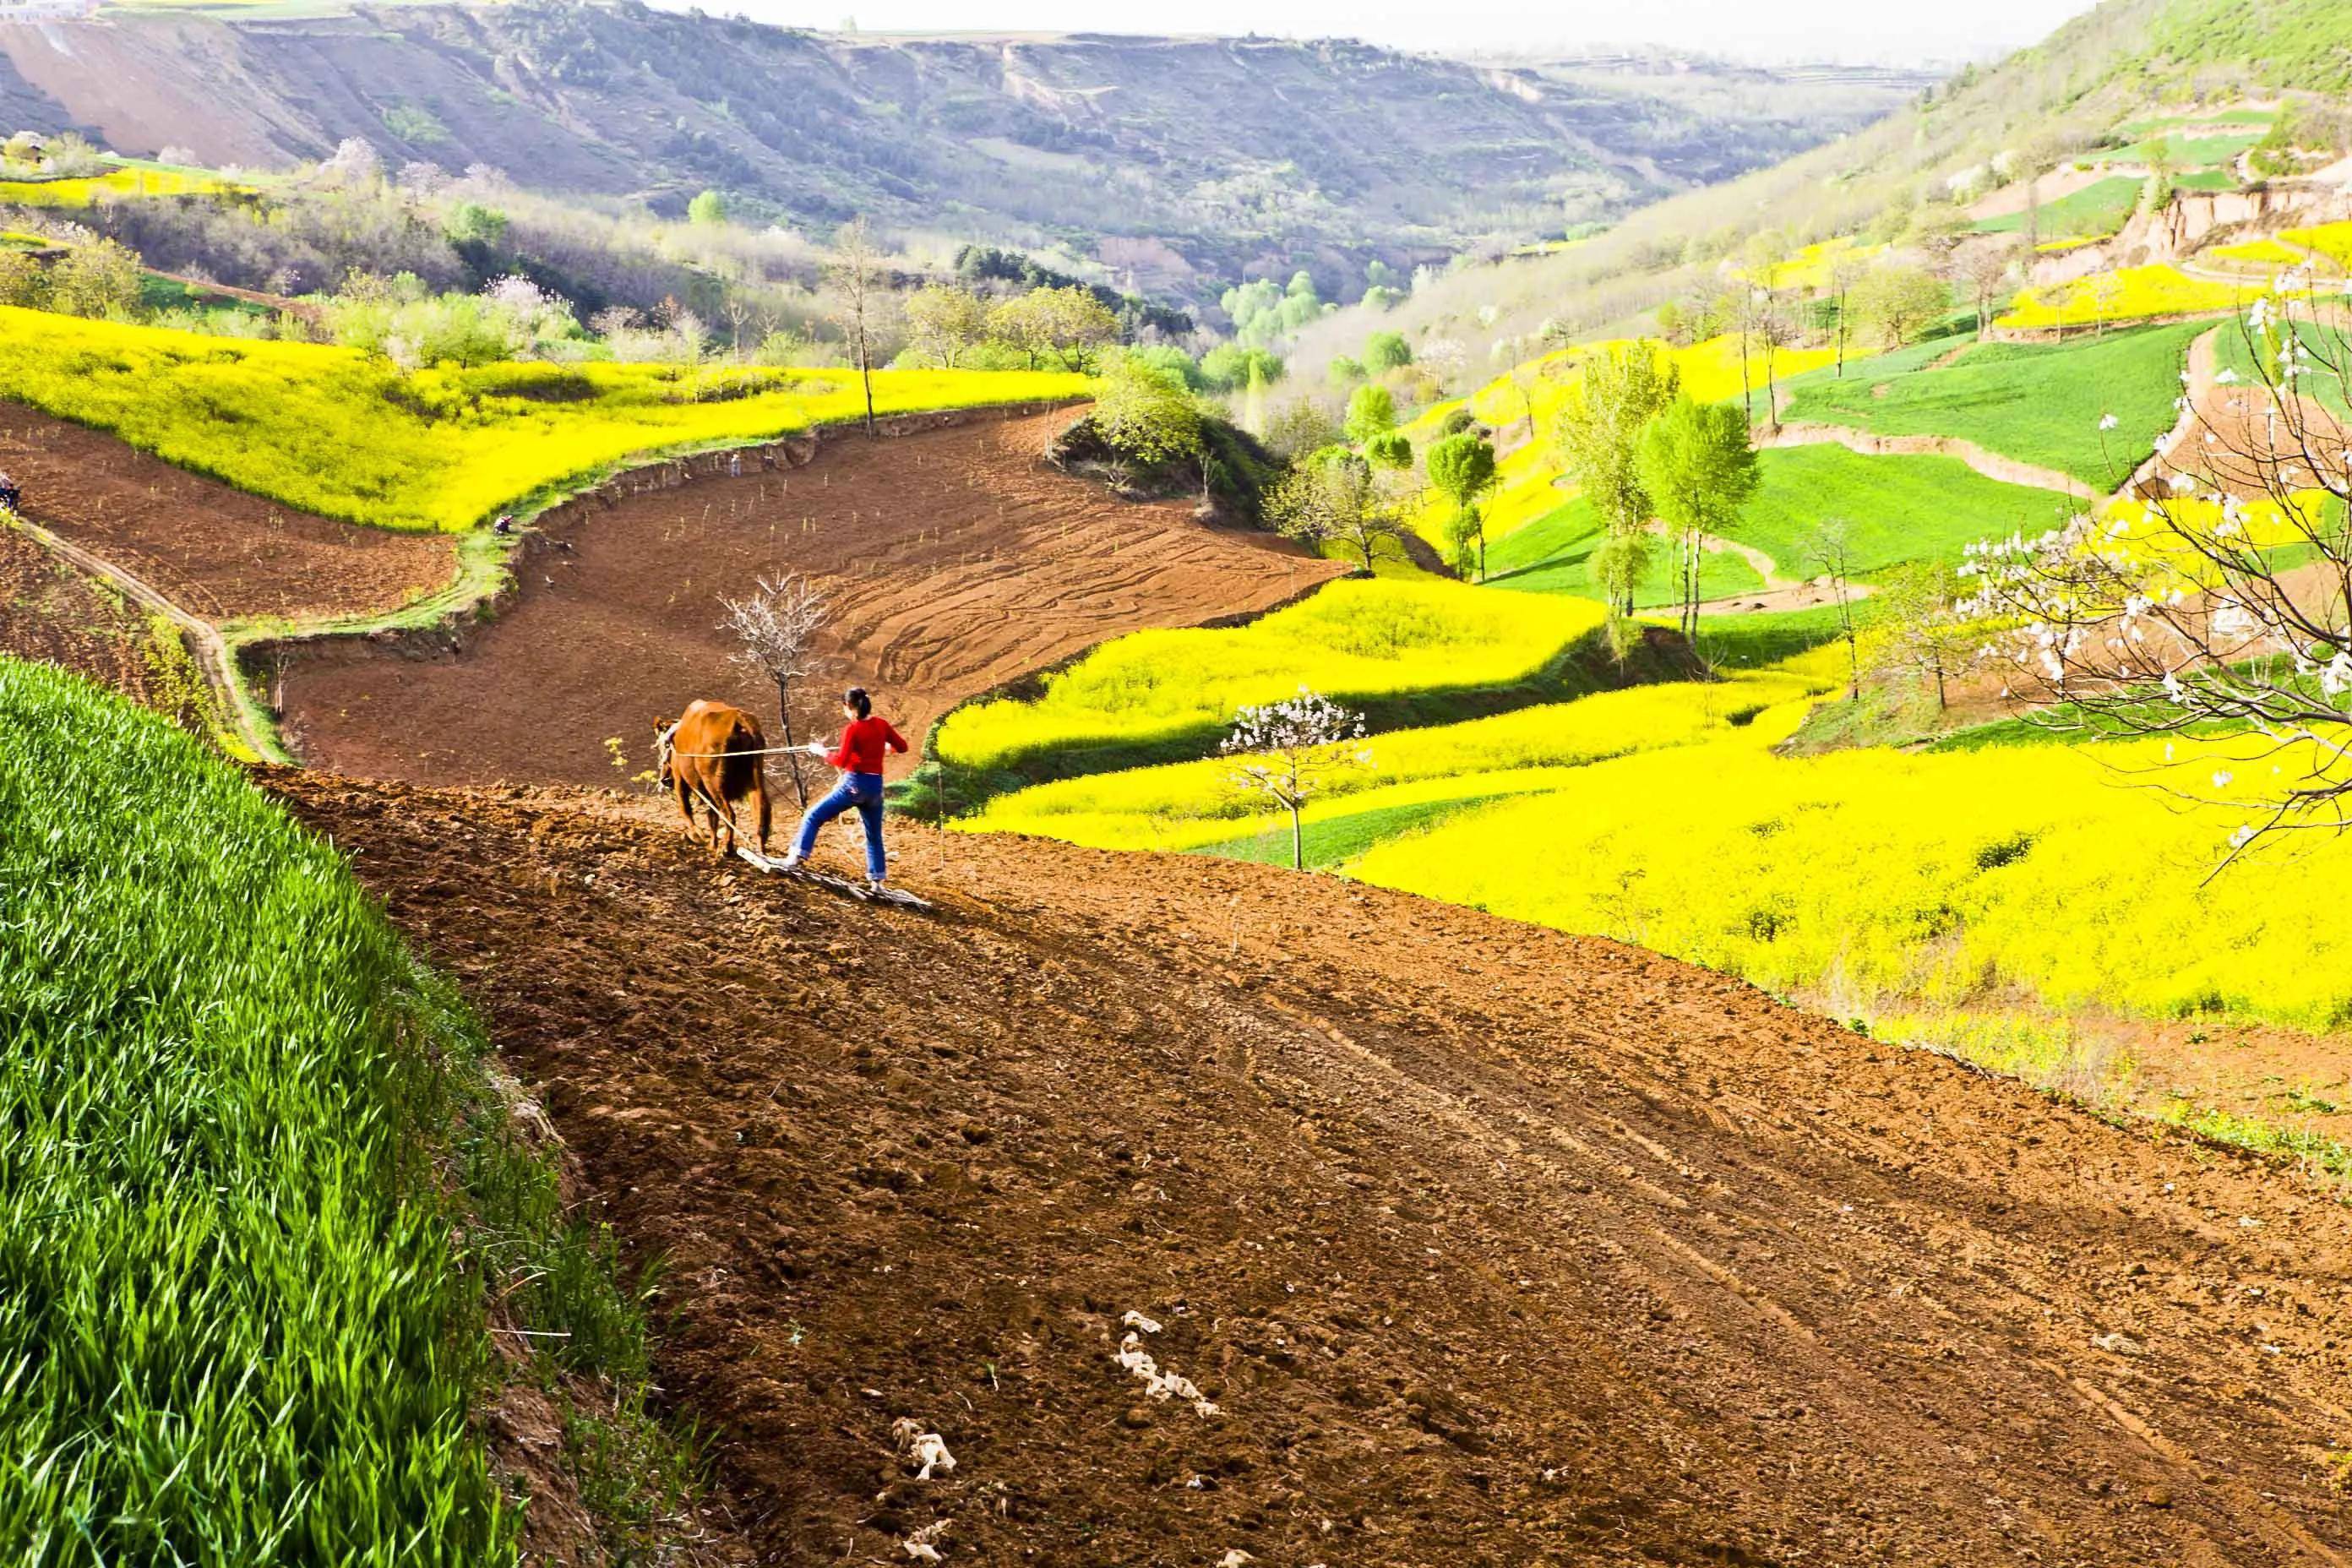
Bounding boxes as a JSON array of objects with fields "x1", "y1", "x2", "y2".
[
  {"x1": 1260, "y1": 397, "x2": 1341, "y2": 461},
  {"x1": 1636, "y1": 395, "x2": 1761, "y2": 639},
  {"x1": 1589, "y1": 534, "x2": 1656, "y2": 623},
  {"x1": 1343, "y1": 383, "x2": 1396, "y2": 445},
  {"x1": 1554, "y1": 341, "x2": 1679, "y2": 613},
  {"x1": 1427, "y1": 431, "x2": 1498, "y2": 579},
  {"x1": 1200, "y1": 344, "x2": 1282, "y2": 391},
  {"x1": 903, "y1": 282, "x2": 989, "y2": 367},
  {"x1": 0, "y1": 248, "x2": 46, "y2": 311},
  {"x1": 1265, "y1": 449, "x2": 1406, "y2": 573},
  {"x1": 986, "y1": 285, "x2": 1119, "y2": 371},
  {"x1": 688, "y1": 189, "x2": 728, "y2": 226},
  {"x1": 1849, "y1": 264, "x2": 1950, "y2": 349},
  {"x1": 1326, "y1": 356, "x2": 1364, "y2": 386},
  {"x1": 1364, "y1": 330, "x2": 1412, "y2": 373},
  {"x1": 47, "y1": 239, "x2": 146, "y2": 321},
  {"x1": 444, "y1": 202, "x2": 509, "y2": 248},
  {"x1": 1364, "y1": 431, "x2": 1411, "y2": 469},
  {"x1": 1094, "y1": 362, "x2": 1205, "y2": 467},
  {"x1": 1116, "y1": 343, "x2": 1206, "y2": 390},
  {"x1": 1443, "y1": 505, "x2": 1486, "y2": 583}
]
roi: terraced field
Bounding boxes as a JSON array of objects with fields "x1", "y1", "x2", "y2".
[
  {"x1": 1485, "y1": 444, "x2": 2073, "y2": 602},
  {"x1": 1777, "y1": 323, "x2": 2205, "y2": 486}
]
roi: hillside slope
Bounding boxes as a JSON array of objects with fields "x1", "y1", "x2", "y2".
[
  {"x1": 0, "y1": 4, "x2": 1918, "y2": 300},
  {"x1": 275, "y1": 770, "x2": 2352, "y2": 1567}
]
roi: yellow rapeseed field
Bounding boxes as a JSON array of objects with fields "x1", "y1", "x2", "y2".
[
  {"x1": 0, "y1": 308, "x2": 1090, "y2": 530},
  {"x1": 1352, "y1": 727, "x2": 2352, "y2": 1033},
  {"x1": 934, "y1": 578, "x2": 1609, "y2": 770},
  {"x1": 1996, "y1": 264, "x2": 2259, "y2": 330},
  {"x1": 966, "y1": 668, "x2": 1826, "y2": 848},
  {"x1": 0, "y1": 166, "x2": 236, "y2": 207}
]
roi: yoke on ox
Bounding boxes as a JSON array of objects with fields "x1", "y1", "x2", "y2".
[{"x1": 655, "y1": 700, "x2": 772, "y2": 863}]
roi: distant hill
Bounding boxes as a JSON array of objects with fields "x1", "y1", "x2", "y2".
[
  {"x1": 1287, "y1": 0, "x2": 2349, "y2": 373},
  {"x1": 0, "y1": 2, "x2": 1925, "y2": 306}
]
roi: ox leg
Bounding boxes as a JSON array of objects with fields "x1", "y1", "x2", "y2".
[
  {"x1": 673, "y1": 776, "x2": 698, "y2": 841},
  {"x1": 751, "y1": 769, "x2": 772, "y2": 858}
]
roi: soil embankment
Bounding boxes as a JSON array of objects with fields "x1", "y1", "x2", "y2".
[
  {"x1": 275, "y1": 769, "x2": 2352, "y2": 1568},
  {"x1": 280, "y1": 411, "x2": 1344, "y2": 788}
]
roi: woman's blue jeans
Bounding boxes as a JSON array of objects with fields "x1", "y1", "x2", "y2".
[{"x1": 793, "y1": 771, "x2": 886, "y2": 879}]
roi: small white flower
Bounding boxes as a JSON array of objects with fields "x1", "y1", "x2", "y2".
[
  {"x1": 2099, "y1": 413, "x2": 2119, "y2": 431},
  {"x1": 2212, "y1": 770, "x2": 2235, "y2": 790},
  {"x1": 2217, "y1": 368, "x2": 2240, "y2": 385}
]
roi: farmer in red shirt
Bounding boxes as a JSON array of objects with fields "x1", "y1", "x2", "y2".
[{"x1": 781, "y1": 686, "x2": 909, "y2": 887}]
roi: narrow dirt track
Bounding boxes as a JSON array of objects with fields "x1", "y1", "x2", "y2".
[
  {"x1": 274, "y1": 771, "x2": 2352, "y2": 1568},
  {"x1": 0, "y1": 402, "x2": 455, "y2": 622},
  {"x1": 281, "y1": 412, "x2": 1344, "y2": 787}
]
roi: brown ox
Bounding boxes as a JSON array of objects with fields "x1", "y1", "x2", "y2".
[{"x1": 654, "y1": 700, "x2": 773, "y2": 862}]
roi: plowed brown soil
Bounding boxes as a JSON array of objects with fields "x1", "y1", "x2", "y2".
[
  {"x1": 272, "y1": 769, "x2": 2352, "y2": 1568},
  {"x1": 280, "y1": 413, "x2": 1342, "y2": 788},
  {"x1": 0, "y1": 403, "x2": 455, "y2": 623},
  {"x1": 0, "y1": 522, "x2": 165, "y2": 703}
]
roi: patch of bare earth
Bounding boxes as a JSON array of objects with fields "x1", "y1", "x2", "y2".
[
  {"x1": 280, "y1": 412, "x2": 1344, "y2": 788},
  {"x1": 0, "y1": 401, "x2": 455, "y2": 623},
  {"x1": 271, "y1": 770, "x2": 2352, "y2": 1568}
]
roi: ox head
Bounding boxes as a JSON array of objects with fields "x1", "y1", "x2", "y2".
[{"x1": 651, "y1": 719, "x2": 678, "y2": 790}]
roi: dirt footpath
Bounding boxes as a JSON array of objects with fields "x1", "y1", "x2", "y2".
[
  {"x1": 0, "y1": 402, "x2": 455, "y2": 623},
  {"x1": 281, "y1": 413, "x2": 1343, "y2": 788},
  {"x1": 275, "y1": 770, "x2": 2352, "y2": 1568}
]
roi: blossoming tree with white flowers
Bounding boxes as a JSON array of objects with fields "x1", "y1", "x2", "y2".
[
  {"x1": 1957, "y1": 274, "x2": 2352, "y2": 864},
  {"x1": 1221, "y1": 689, "x2": 1373, "y2": 872}
]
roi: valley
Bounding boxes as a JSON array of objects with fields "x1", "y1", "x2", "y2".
[{"x1": 10, "y1": 0, "x2": 2352, "y2": 1560}]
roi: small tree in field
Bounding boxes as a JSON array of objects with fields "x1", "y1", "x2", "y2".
[
  {"x1": 1555, "y1": 341, "x2": 1680, "y2": 613},
  {"x1": 826, "y1": 216, "x2": 890, "y2": 433},
  {"x1": 1638, "y1": 395, "x2": 1761, "y2": 640},
  {"x1": 1850, "y1": 264, "x2": 1950, "y2": 349},
  {"x1": 1805, "y1": 517, "x2": 1863, "y2": 699},
  {"x1": 1222, "y1": 689, "x2": 1372, "y2": 871},
  {"x1": 1427, "y1": 430, "x2": 1498, "y2": 580},
  {"x1": 1876, "y1": 558, "x2": 1979, "y2": 710},
  {"x1": 720, "y1": 573, "x2": 829, "y2": 807},
  {"x1": 1093, "y1": 361, "x2": 1210, "y2": 501},
  {"x1": 1344, "y1": 383, "x2": 1397, "y2": 445},
  {"x1": 1265, "y1": 449, "x2": 1407, "y2": 573}
]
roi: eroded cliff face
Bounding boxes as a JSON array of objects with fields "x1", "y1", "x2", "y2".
[{"x1": 0, "y1": 3, "x2": 1901, "y2": 301}]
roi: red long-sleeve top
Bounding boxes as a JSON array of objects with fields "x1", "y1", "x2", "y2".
[{"x1": 829, "y1": 715, "x2": 909, "y2": 774}]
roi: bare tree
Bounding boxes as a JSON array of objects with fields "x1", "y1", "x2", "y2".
[
  {"x1": 827, "y1": 216, "x2": 890, "y2": 435},
  {"x1": 1221, "y1": 689, "x2": 1373, "y2": 872},
  {"x1": 1805, "y1": 516, "x2": 1863, "y2": 700},
  {"x1": 1957, "y1": 283, "x2": 2352, "y2": 867},
  {"x1": 1951, "y1": 239, "x2": 2018, "y2": 341},
  {"x1": 1828, "y1": 254, "x2": 1868, "y2": 378},
  {"x1": 719, "y1": 573, "x2": 830, "y2": 807}
]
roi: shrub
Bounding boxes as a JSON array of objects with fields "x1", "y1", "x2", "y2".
[{"x1": 1364, "y1": 329, "x2": 1413, "y2": 371}]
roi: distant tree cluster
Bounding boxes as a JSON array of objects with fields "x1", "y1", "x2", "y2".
[{"x1": 952, "y1": 244, "x2": 1192, "y2": 339}]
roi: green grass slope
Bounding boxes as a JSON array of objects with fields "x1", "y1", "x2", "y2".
[
  {"x1": 1484, "y1": 493, "x2": 1765, "y2": 605},
  {"x1": 0, "y1": 661, "x2": 660, "y2": 1562},
  {"x1": 1486, "y1": 445, "x2": 2074, "y2": 600},
  {"x1": 1973, "y1": 174, "x2": 2146, "y2": 239},
  {"x1": 1778, "y1": 323, "x2": 2202, "y2": 487}
]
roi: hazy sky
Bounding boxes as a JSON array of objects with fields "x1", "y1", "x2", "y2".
[{"x1": 727, "y1": 0, "x2": 2104, "y2": 65}]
